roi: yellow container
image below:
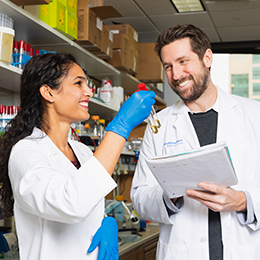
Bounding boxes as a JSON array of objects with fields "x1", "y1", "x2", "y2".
[
  {"x1": 67, "y1": 0, "x2": 77, "y2": 15},
  {"x1": 39, "y1": 0, "x2": 65, "y2": 33},
  {"x1": 0, "y1": 27, "x2": 15, "y2": 64},
  {"x1": 65, "y1": 11, "x2": 78, "y2": 40},
  {"x1": 49, "y1": 0, "x2": 66, "y2": 33},
  {"x1": 38, "y1": 4, "x2": 50, "y2": 25}
]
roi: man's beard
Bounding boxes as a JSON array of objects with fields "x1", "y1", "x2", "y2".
[{"x1": 170, "y1": 64, "x2": 210, "y2": 102}]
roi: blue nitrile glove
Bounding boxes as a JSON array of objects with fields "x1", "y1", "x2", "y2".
[
  {"x1": 87, "y1": 217, "x2": 119, "y2": 260},
  {"x1": 106, "y1": 91, "x2": 156, "y2": 140}
]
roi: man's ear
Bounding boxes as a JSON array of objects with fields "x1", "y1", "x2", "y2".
[
  {"x1": 39, "y1": 85, "x2": 54, "y2": 103},
  {"x1": 203, "y1": 48, "x2": 213, "y2": 70}
]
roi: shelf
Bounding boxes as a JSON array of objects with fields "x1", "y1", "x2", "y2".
[
  {"x1": 0, "y1": 61, "x2": 22, "y2": 92},
  {"x1": 0, "y1": 0, "x2": 166, "y2": 114},
  {"x1": 89, "y1": 97, "x2": 118, "y2": 121}
]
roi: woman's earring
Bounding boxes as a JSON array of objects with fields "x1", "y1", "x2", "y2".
[{"x1": 50, "y1": 99, "x2": 54, "y2": 103}]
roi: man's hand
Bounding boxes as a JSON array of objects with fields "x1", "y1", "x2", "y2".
[{"x1": 186, "y1": 182, "x2": 247, "y2": 212}]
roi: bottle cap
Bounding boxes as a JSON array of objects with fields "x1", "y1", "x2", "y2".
[
  {"x1": 99, "y1": 119, "x2": 105, "y2": 124},
  {"x1": 84, "y1": 123, "x2": 90, "y2": 129},
  {"x1": 13, "y1": 40, "x2": 18, "y2": 49},
  {"x1": 7, "y1": 106, "x2": 13, "y2": 115},
  {"x1": 116, "y1": 195, "x2": 124, "y2": 201},
  {"x1": 92, "y1": 115, "x2": 99, "y2": 120}
]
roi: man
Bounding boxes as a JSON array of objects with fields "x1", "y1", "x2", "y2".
[{"x1": 131, "y1": 24, "x2": 260, "y2": 260}]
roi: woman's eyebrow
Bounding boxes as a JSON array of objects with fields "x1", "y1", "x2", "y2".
[{"x1": 73, "y1": 76, "x2": 86, "y2": 81}]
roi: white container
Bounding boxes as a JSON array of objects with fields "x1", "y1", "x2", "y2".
[
  {"x1": 100, "y1": 79, "x2": 113, "y2": 104},
  {"x1": 0, "y1": 27, "x2": 15, "y2": 64}
]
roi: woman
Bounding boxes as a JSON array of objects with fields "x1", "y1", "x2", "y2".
[{"x1": 0, "y1": 53, "x2": 155, "y2": 260}]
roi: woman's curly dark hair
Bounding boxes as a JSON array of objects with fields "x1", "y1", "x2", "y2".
[{"x1": 0, "y1": 52, "x2": 77, "y2": 217}]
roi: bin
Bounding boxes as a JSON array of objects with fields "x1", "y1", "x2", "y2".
[{"x1": 0, "y1": 27, "x2": 15, "y2": 64}]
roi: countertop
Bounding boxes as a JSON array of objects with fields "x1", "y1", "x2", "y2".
[{"x1": 118, "y1": 223, "x2": 160, "y2": 256}]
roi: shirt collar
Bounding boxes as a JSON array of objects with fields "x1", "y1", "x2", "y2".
[{"x1": 184, "y1": 86, "x2": 220, "y2": 114}]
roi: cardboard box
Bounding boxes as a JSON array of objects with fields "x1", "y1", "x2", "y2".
[
  {"x1": 136, "y1": 42, "x2": 164, "y2": 83},
  {"x1": 91, "y1": 25, "x2": 113, "y2": 59},
  {"x1": 88, "y1": 0, "x2": 103, "y2": 7},
  {"x1": 76, "y1": 1, "x2": 122, "y2": 51},
  {"x1": 107, "y1": 34, "x2": 131, "y2": 71},
  {"x1": 106, "y1": 24, "x2": 139, "y2": 72},
  {"x1": 76, "y1": 4, "x2": 102, "y2": 51},
  {"x1": 10, "y1": 0, "x2": 49, "y2": 5},
  {"x1": 125, "y1": 48, "x2": 139, "y2": 75},
  {"x1": 106, "y1": 24, "x2": 138, "y2": 43},
  {"x1": 76, "y1": 0, "x2": 104, "y2": 51}
]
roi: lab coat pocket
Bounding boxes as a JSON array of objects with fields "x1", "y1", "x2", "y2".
[
  {"x1": 228, "y1": 142, "x2": 256, "y2": 182},
  {"x1": 156, "y1": 241, "x2": 188, "y2": 260}
]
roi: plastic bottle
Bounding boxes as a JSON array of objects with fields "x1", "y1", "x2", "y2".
[
  {"x1": 75, "y1": 122, "x2": 84, "y2": 136},
  {"x1": 83, "y1": 123, "x2": 91, "y2": 136},
  {"x1": 99, "y1": 78, "x2": 113, "y2": 104}
]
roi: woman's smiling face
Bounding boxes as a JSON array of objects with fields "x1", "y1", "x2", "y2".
[{"x1": 51, "y1": 63, "x2": 93, "y2": 124}]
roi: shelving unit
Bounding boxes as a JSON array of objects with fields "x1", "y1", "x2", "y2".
[{"x1": 0, "y1": 0, "x2": 166, "y2": 122}]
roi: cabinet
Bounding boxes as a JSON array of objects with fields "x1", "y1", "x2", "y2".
[
  {"x1": 119, "y1": 237, "x2": 158, "y2": 260},
  {"x1": 0, "y1": 0, "x2": 166, "y2": 122}
]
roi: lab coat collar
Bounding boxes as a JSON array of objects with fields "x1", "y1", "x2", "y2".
[
  {"x1": 29, "y1": 128, "x2": 83, "y2": 175},
  {"x1": 170, "y1": 85, "x2": 238, "y2": 149},
  {"x1": 170, "y1": 85, "x2": 238, "y2": 115}
]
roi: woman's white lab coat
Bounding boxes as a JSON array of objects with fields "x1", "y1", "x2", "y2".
[
  {"x1": 131, "y1": 86, "x2": 260, "y2": 259},
  {"x1": 8, "y1": 128, "x2": 116, "y2": 260}
]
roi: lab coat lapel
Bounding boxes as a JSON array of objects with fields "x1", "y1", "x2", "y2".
[
  {"x1": 68, "y1": 140, "x2": 88, "y2": 166},
  {"x1": 172, "y1": 101, "x2": 200, "y2": 150},
  {"x1": 32, "y1": 128, "x2": 79, "y2": 175},
  {"x1": 216, "y1": 87, "x2": 238, "y2": 144}
]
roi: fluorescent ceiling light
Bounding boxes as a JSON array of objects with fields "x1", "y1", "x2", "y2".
[{"x1": 170, "y1": 0, "x2": 205, "y2": 12}]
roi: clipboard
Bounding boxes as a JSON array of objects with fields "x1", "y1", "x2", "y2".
[{"x1": 145, "y1": 142, "x2": 238, "y2": 198}]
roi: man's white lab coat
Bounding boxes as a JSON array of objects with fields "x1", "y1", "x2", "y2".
[{"x1": 131, "y1": 86, "x2": 260, "y2": 259}]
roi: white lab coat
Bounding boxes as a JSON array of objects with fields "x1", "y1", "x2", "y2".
[
  {"x1": 131, "y1": 86, "x2": 260, "y2": 260},
  {"x1": 8, "y1": 128, "x2": 117, "y2": 260}
]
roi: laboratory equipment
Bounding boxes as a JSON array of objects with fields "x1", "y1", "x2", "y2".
[
  {"x1": 137, "y1": 83, "x2": 161, "y2": 134},
  {"x1": 116, "y1": 196, "x2": 139, "y2": 230}
]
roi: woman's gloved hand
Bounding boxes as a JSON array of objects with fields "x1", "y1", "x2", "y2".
[
  {"x1": 106, "y1": 90, "x2": 156, "y2": 140},
  {"x1": 87, "y1": 217, "x2": 119, "y2": 260}
]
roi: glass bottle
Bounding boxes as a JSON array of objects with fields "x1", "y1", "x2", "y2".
[
  {"x1": 98, "y1": 119, "x2": 106, "y2": 142},
  {"x1": 90, "y1": 115, "x2": 100, "y2": 145}
]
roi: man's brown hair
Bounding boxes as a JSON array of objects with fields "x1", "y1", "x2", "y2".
[{"x1": 155, "y1": 24, "x2": 211, "y2": 62}]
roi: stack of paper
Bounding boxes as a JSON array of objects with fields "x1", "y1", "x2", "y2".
[{"x1": 145, "y1": 142, "x2": 238, "y2": 198}]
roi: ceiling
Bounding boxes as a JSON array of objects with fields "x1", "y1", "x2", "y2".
[{"x1": 103, "y1": 0, "x2": 260, "y2": 54}]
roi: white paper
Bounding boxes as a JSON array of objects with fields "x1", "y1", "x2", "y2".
[{"x1": 145, "y1": 142, "x2": 238, "y2": 198}]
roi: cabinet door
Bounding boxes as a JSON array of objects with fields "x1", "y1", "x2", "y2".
[
  {"x1": 143, "y1": 247, "x2": 156, "y2": 260},
  {"x1": 120, "y1": 247, "x2": 143, "y2": 260},
  {"x1": 143, "y1": 239, "x2": 157, "y2": 260}
]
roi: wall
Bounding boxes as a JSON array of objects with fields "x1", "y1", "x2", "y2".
[
  {"x1": 211, "y1": 54, "x2": 230, "y2": 93},
  {"x1": 163, "y1": 54, "x2": 230, "y2": 106}
]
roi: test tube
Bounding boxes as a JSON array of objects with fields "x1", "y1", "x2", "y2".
[
  {"x1": 148, "y1": 106, "x2": 161, "y2": 134},
  {"x1": 137, "y1": 83, "x2": 161, "y2": 134}
]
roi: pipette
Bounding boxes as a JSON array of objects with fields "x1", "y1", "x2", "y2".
[{"x1": 137, "y1": 83, "x2": 161, "y2": 134}]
